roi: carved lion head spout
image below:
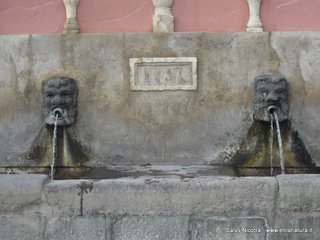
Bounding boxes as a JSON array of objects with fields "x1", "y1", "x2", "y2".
[
  {"x1": 41, "y1": 77, "x2": 78, "y2": 126},
  {"x1": 253, "y1": 74, "x2": 289, "y2": 122}
]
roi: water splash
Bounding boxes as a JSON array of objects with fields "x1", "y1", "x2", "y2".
[
  {"x1": 50, "y1": 114, "x2": 59, "y2": 181},
  {"x1": 269, "y1": 114, "x2": 274, "y2": 176},
  {"x1": 273, "y1": 111, "x2": 285, "y2": 174}
]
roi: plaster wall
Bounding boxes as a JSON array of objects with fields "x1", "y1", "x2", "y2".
[
  {"x1": 0, "y1": 0, "x2": 153, "y2": 34},
  {"x1": 1, "y1": 0, "x2": 320, "y2": 34},
  {"x1": 172, "y1": 0, "x2": 249, "y2": 32},
  {"x1": 0, "y1": 0, "x2": 66, "y2": 34},
  {"x1": 261, "y1": 0, "x2": 320, "y2": 31},
  {"x1": 0, "y1": 33, "x2": 320, "y2": 167}
]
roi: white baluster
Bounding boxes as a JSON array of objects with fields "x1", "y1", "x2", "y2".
[
  {"x1": 63, "y1": 0, "x2": 80, "y2": 34},
  {"x1": 246, "y1": 0, "x2": 263, "y2": 32},
  {"x1": 152, "y1": 0, "x2": 174, "y2": 32}
]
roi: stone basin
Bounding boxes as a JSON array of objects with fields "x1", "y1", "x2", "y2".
[
  {"x1": 0, "y1": 164, "x2": 235, "y2": 179},
  {"x1": 0, "y1": 173, "x2": 319, "y2": 239}
]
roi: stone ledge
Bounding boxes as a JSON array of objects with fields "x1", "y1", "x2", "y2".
[
  {"x1": 0, "y1": 174, "x2": 48, "y2": 212},
  {"x1": 42, "y1": 176, "x2": 277, "y2": 217},
  {"x1": 276, "y1": 174, "x2": 320, "y2": 212},
  {"x1": 0, "y1": 174, "x2": 319, "y2": 239},
  {"x1": 1, "y1": 174, "x2": 320, "y2": 217}
]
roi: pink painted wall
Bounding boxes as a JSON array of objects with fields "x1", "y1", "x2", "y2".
[
  {"x1": 172, "y1": 0, "x2": 249, "y2": 32},
  {"x1": 0, "y1": 0, "x2": 65, "y2": 34},
  {"x1": 0, "y1": 0, "x2": 153, "y2": 34},
  {"x1": 78, "y1": 0, "x2": 153, "y2": 32},
  {"x1": 1, "y1": 0, "x2": 320, "y2": 34},
  {"x1": 261, "y1": 0, "x2": 320, "y2": 31}
]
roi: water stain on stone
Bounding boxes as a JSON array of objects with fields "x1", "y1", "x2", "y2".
[{"x1": 77, "y1": 181, "x2": 93, "y2": 216}]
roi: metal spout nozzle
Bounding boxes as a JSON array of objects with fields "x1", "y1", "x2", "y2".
[
  {"x1": 52, "y1": 108, "x2": 64, "y2": 118},
  {"x1": 267, "y1": 105, "x2": 277, "y2": 114}
]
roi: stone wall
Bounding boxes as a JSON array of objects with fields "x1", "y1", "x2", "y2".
[
  {"x1": 0, "y1": 174, "x2": 319, "y2": 240},
  {"x1": 0, "y1": 33, "x2": 320, "y2": 167}
]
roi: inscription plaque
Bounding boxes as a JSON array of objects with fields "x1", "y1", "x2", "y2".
[{"x1": 130, "y1": 57, "x2": 197, "y2": 91}]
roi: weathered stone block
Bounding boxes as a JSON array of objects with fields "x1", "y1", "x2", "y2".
[
  {"x1": 0, "y1": 174, "x2": 47, "y2": 212},
  {"x1": 272, "y1": 215, "x2": 319, "y2": 240},
  {"x1": 42, "y1": 180, "x2": 94, "y2": 217},
  {"x1": 0, "y1": 215, "x2": 42, "y2": 240},
  {"x1": 41, "y1": 177, "x2": 276, "y2": 217},
  {"x1": 191, "y1": 217, "x2": 267, "y2": 240},
  {"x1": 276, "y1": 174, "x2": 320, "y2": 212},
  {"x1": 46, "y1": 216, "x2": 107, "y2": 240},
  {"x1": 272, "y1": 175, "x2": 320, "y2": 239},
  {"x1": 112, "y1": 216, "x2": 189, "y2": 240},
  {"x1": 81, "y1": 177, "x2": 276, "y2": 217}
]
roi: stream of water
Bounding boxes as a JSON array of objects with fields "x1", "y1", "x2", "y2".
[
  {"x1": 50, "y1": 114, "x2": 59, "y2": 181},
  {"x1": 273, "y1": 111, "x2": 285, "y2": 174},
  {"x1": 269, "y1": 114, "x2": 274, "y2": 176}
]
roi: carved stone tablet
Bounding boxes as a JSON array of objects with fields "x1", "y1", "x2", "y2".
[{"x1": 130, "y1": 57, "x2": 197, "y2": 91}]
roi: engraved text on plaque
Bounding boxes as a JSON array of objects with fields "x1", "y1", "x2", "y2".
[{"x1": 130, "y1": 57, "x2": 197, "y2": 91}]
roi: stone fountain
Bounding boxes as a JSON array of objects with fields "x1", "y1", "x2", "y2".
[
  {"x1": 0, "y1": 33, "x2": 319, "y2": 239},
  {"x1": 19, "y1": 76, "x2": 88, "y2": 179},
  {"x1": 233, "y1": 74, "x2": 317, "y2": 176}
]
